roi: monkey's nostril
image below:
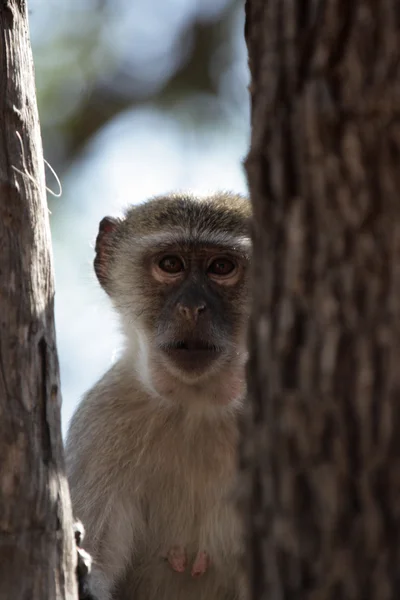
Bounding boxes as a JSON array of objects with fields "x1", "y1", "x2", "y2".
[
  {"x1": 175, "y1": 341, "x2": 188, "y2": 350},
  {"x1": 178, "y1": 304, "x2": 190, "y2": 319}
]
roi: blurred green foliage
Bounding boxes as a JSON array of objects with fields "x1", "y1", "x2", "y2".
[{"x1": 31, "y1": 0, "x2": 248, "y2": 177}]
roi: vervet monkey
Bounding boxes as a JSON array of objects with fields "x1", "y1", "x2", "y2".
[{"x1": 66, "y1": 192, "x2": 252, "y2": 600}]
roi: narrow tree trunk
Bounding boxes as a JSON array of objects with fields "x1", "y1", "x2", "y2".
[
  {"x1": 0, "y1": 2, "x2": 78, "y2": 598},
  {"x1": 244, "y1": 1, "x2": 400, "y2": 599}
]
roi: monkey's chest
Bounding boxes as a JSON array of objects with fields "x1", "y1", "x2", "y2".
[{"x1": 137, "y1": 440, "x2": 238, "y2": 560}]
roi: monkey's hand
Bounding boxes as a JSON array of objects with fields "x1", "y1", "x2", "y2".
[
  {"x1": 74, "y1": 520, "x2": 98, "y2": 600},
  {"x1": 164, "y1": 546, "x2": 210, "y2": 577}
]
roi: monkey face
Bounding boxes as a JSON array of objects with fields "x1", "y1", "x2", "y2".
[
  {"x1": 94, "y1": 193, "x2": 252, "y2": 401},
  {"x1": 148, "y1": 245, "x2": 249, "y2": 380}
]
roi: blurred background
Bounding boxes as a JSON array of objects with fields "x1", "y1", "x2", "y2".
[{"x1": 29, "y1": 0, "x2": 250, "y2": 435}]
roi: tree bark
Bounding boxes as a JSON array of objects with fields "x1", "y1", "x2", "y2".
[
  {"x1": 244, "y1": 1, "x2": 400, "y2": 599},
  {"x1": 0, "y1": 2, "x2": 78, "y2": 598}
]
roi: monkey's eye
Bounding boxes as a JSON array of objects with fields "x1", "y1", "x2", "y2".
[
  {"x1": 207, "y1": 257, "x2": 236, "y2": 278},
  {"x1": 158, "y1": 255, "x2": 184, "y2": 274}
]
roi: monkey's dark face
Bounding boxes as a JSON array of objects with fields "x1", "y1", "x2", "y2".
[
  {"x1": 144, "y1": 243, "x2": 249, "y2": 379},
  {"x1": 94, "y1": 193, "x2": 251, "y2": 398}
]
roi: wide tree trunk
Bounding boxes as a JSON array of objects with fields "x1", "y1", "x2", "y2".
[
  {"x1": 0, "y1": 2, "x2": 78, "y2": 598},
  {"x1": 244, "y1": 1, "x2": 400, "y2": 599}
]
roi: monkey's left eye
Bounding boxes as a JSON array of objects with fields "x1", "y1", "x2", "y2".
[
  {"x1": 158, "y1": 255, "x2": 184, "y2": 274},
  {"x1": 207, "y1": 257, "x2": 236, "y2": 277}
]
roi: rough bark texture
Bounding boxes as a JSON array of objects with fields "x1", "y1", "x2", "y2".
[
  {"x1": 0, "y1": 2, "x2": 78, "y2": 598},
  {"x1": 244, "y1": 1, "x2": 400, "y2": 599}
]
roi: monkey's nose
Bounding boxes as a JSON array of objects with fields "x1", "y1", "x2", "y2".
[{"x1": 178, "y1": 303, "x2": 206, "y2": 322}]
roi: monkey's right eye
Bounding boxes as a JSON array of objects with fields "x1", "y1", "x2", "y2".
[{"x1": 158, "y1": 255, "x2": 184, "y2": 274}]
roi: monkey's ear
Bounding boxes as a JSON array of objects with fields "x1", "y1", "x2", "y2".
[{"x1": 94, "y1": 216, "x2": 120, "y2": 293}]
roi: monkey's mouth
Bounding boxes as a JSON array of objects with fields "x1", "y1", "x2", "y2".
[
  {"x1": 167, "y1": 340, "x2": 220, "y2": 352},
  {"x1": 161, "y1": 340, "x2": 222, "y2": 372}
]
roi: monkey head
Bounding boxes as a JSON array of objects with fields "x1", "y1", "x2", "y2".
[{"x1": 94, "y1": 192, "x2": 252, "y2": 407}]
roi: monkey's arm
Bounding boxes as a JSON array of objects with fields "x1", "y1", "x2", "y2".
[
  {"x1": 66, "y1": 398, "x2": 144, "y2": 600},
  {"x1": 86, "y1": 499, "x2": 139, "y2": 600},
  {"x1": 68, "y1": 455, "x2": 142, "y2": 600}
]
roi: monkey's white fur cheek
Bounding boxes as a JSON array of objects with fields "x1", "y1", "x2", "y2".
[{"x1": 124, "y1": 324, "x2": 159, "y2": 396}]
